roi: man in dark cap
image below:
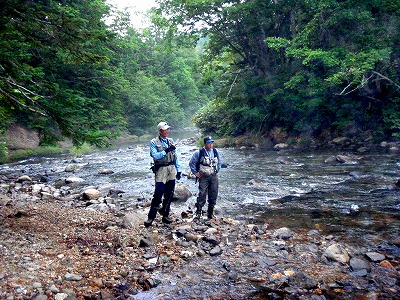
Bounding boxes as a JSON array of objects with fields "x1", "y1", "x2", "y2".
[{"x1": 189, "y1": 136, "x2": 222, "y2": 221}]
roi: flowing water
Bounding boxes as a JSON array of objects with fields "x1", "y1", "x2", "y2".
[{"x1": 1, "y1": 130, "x2": 400, "y2": 247}]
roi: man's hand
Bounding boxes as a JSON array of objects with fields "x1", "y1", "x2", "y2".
[
  {"x1": 176, "y1": 172, "x2": 182, "y2": 180},
  {"x1": 196, "y1": 172, "x2": 202, "y2": 178},
  {"x1": 165, "y1": 144, "x2": 176, "y2": 153}
]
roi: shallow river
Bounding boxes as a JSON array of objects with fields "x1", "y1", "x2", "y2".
[{"x1": 2, "y1": 130, "x2": 400, "y2": 247}]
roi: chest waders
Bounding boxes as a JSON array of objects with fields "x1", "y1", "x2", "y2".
[
  {"x1": 145, "y1": 137, "x2": 176, "y2": 226},
  {"x1": 194, "y1": 148, "x2": 219, "y2": 220}
]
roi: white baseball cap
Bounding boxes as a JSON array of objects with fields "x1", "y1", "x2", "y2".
[{"x1": 157, "y1": 122, "x2": 171, "y2": 130}]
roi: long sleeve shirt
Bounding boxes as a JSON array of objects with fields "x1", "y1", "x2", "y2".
[
  {"x1": 189, "y1": 147, "x2": 222, "y2": 174},
  {"x1": 150, "y1": 136, "x2": 181, "y2": 172}
]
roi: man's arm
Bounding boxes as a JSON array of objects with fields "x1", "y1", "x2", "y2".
[
  {"x1": 175, "y1": 156, "x2": 181, "y2": 173},
  {"x1": 150, "y1": 141, "x2": 166, "y2": 160},
  {"x1": 189, "y1": 151, "x2": 200, "y2": 174},
  {"x1": 216, "y1": 149, "x2": 222, "y2": 172}
]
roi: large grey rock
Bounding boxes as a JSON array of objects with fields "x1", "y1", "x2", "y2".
[{"x1": 173, "y1": 184, "x2": 192, "y2": 201}]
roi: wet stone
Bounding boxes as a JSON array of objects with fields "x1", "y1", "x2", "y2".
[
  {"x1": 145, "y1": 278, "x2": 161, "y2": 288},
  {"x1": 64, "y1": 273, "x2": 82, "y2": 281},
  {"x1": 351, "y1": 269, "x2": 368, "y2": 277},
  {"x1": 350, "y1": 257, "x2": 370, "y2": 271},
  {"x1": 307, "y1": 229, "x2": 320, "y2": 236},
  {"x1": 275, "y1": 227, "x2": 294, "y2": 240},
  {"x1": 175, "y1": 229, "x2": 187, "y2": 237},
  {"x1": 287, "y1": 271, "x2": 318, "y2": 289},
  {"x1": 365, "y1": 252, "x2": 385, "y2": 262},
  {"x1": 139, "y1": 238, "x2": 153, "y2": 247},
  {"x1": 203, "y1": 235, "x2": 219, "y2": 246},
  {"x1": 324, "y1": 244, "x2": 350, "y2": 263},
  {"x1": 209, "y1": 246, "x2": 222, "y2": 256},
  {"x1": 184, "y1": 233, "x2": 200, "y2": 242}
]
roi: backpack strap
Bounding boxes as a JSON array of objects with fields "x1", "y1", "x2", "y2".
[{"x1": 195, "y1": 148, "x2": 205, "y2": 172}]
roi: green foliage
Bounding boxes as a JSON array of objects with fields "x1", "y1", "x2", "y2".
[
  {"x1": 0, "y1": 0, "x2": 211, "y2": 155},
  {"x1": 159, "y1": 0, "x2": 400, "y2": 141},
  {"x1": 69, "y1": 143, "x2": 95, "y2": 156},
  {"x1": 4, "y1": 146, "x2": 65, "y2": 164},
  {"x1": 2, "y1": 0, "x2": 399, "y2": 156},
  {"x1": 0, "y1": 0, "x2": 124, "y2": 147},
  {"x1": 383, "y1": 97, "x2": 400, "y2": 138},
  {"x1": 0, "y1": 137, "x2": 7, "y2": 164}
]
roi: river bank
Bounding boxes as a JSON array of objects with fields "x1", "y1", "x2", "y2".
[{"x1": 1, "y1": 170, "x2": 399, "y2": 299}]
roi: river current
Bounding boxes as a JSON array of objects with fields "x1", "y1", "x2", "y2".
[{"x1": 1, "y1": 130, "x2": 399, "y2": 247}]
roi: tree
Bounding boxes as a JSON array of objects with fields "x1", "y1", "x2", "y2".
[
  {"x1": 0, "y1": 0, "x2": 125, "y2": 146},
  {"x1": 157, "y1": 0, "x2": 400, "y2": 141}
]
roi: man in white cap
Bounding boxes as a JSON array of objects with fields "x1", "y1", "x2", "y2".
[
  {"x1": 144, "y1": 122, "x2": 181, "y2": 227},
  {"x1": 189, "y1": 136, "x2": 222, "y2": 221}
]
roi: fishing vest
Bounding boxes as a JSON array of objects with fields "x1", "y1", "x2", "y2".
[
  {"x1": 196, "y1": 147, "x2": 218, "y2": 176},
  {"x1": 151, "y1": 136, "x2": 177, "y2": 166}
]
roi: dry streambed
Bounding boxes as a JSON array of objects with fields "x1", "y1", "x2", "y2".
[{"x1": 0, "y1": 176, "x2": 399, "y2": 300}]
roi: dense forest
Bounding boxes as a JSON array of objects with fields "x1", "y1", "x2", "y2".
[{"x1": 1, "y1": 0, "x2": 400, "y2": 155}]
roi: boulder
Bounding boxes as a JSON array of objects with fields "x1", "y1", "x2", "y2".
[
  {"x1": 173, "y1": 184, "x2": 192, "y2": 201},
  {"x1": 82, "y1": 188, "x2": 101, "y2": 200}
]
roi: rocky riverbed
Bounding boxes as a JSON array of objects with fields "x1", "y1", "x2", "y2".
[{"x1": 0, "y1": 172, "x2": 399, "y2": 300}]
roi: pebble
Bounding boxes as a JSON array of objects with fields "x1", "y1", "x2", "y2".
[
  {"x1": 55, "y1": 293, "x2": 69, "y2": 300},
  {"x1": 209, "y1": 246, "x2": 222, "y2": 256},
  {"x1": 64, "y1": 273, "x2": 82, "y2": 281},
  {"x1": 49, "y1": 285, "x2": 60, "y2": 293}
]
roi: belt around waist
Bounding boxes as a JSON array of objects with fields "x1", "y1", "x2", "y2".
[{"x1": 155, "y1": 161, "x2": 175, "y2": 167}]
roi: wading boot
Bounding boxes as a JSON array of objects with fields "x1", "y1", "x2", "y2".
[
  {"x1": 144, "y1": 218, "x2": 154, "y2": 228},
  {"x1": 162, "y1": 215, "x2": 173, "y2": 224},
  {"x1": 207, "y1": 207, "x2": 216, "y2": 220},
  {"x1": 193, "y1": 210, "x2": 202, "y2": 222}
]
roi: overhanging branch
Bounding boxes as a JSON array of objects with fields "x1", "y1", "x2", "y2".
[{"x1": 371, "y1": 71, "x2": 400, "y2": 90}]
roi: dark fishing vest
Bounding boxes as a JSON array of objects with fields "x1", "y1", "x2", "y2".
[{"x1": 196, "y1": 147, "x2": 218, "y2": 175}]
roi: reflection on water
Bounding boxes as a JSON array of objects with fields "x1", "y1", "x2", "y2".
[{"x1": 1, "y1": 130, "x2": 399, "y2": 245}]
